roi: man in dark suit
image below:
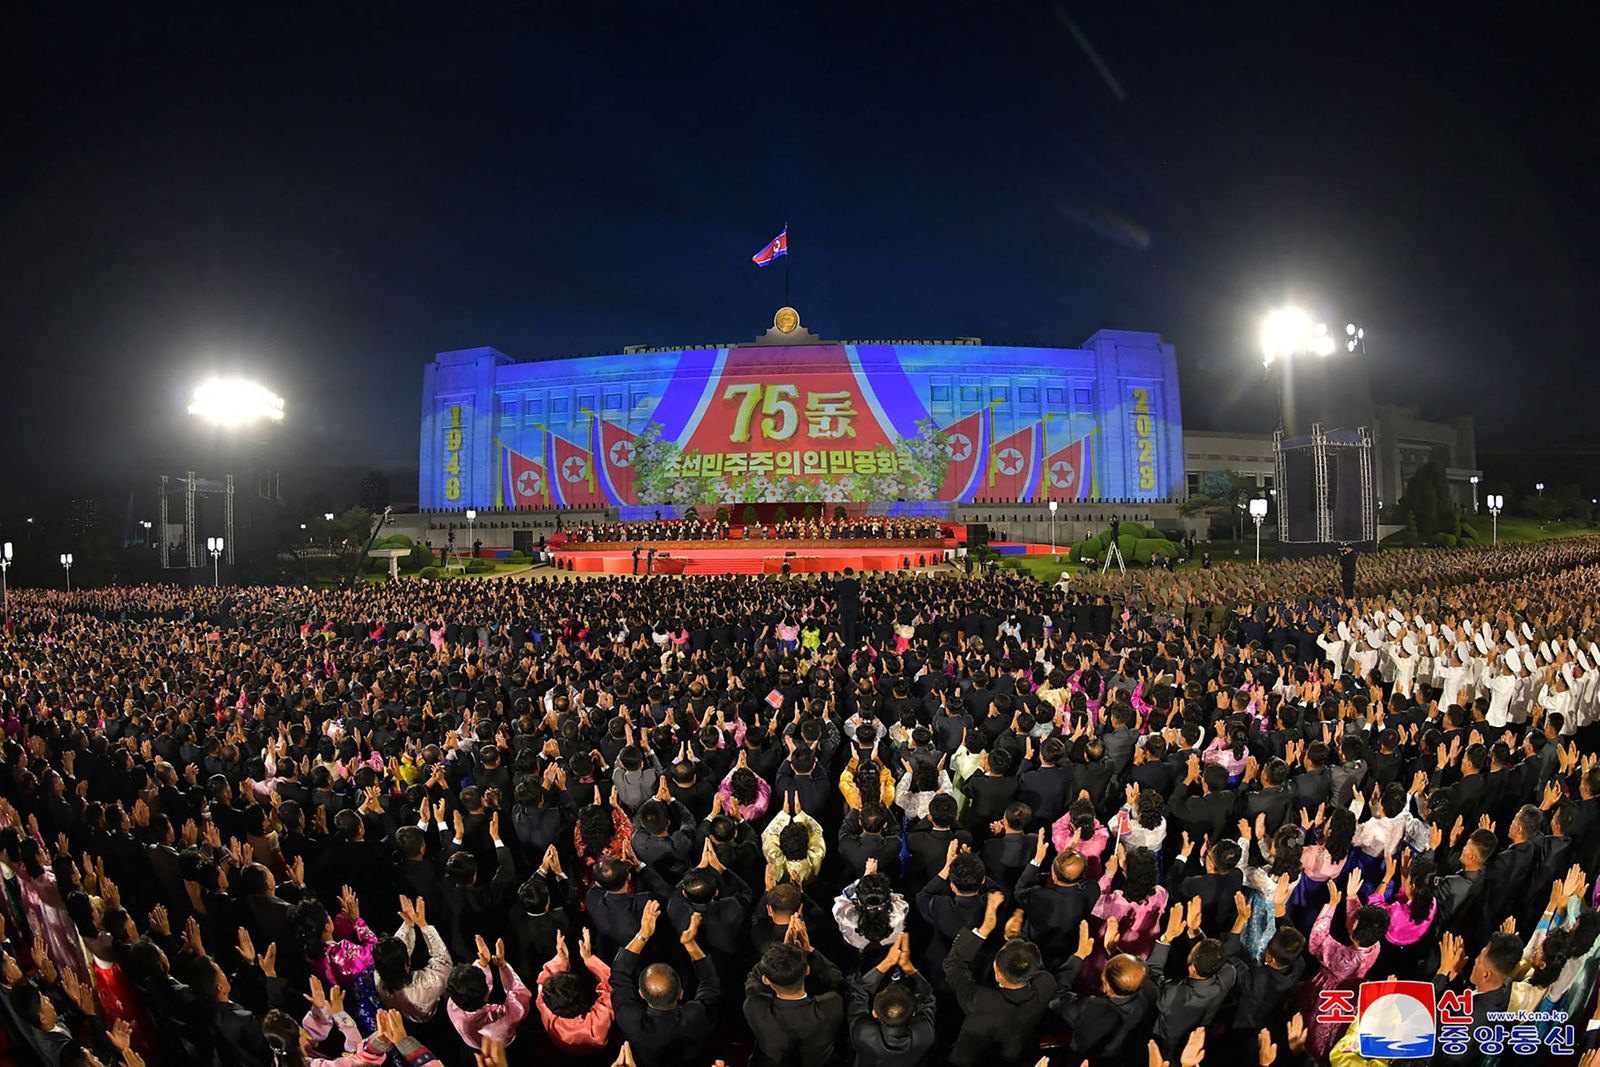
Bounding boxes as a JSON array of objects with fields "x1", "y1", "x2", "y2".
[
  {"x1": 1050, "y1": 921, "x2": 1158, "y2": 1065},
  {"x1": 848, "y1": 938, "x2": 937, "y2": 1067},
  {"x1": 1014, "y1": 837, "x2": 1100, "y2": 961},
  {"x1": 1168, "y1": 759, "x2": 1235, "y2": 845},
  {"x1": 906, "y1": 795, "x2": 973, "y2": 888},
  {"x1": 944, "y1": 894, "x2": 1058, "y2": 1067},
  {"x1": 836, "y1": 568, "x2": 861, "y2": 644},
  {"x1": 1222, "y1": 922, "x2": 1306, "y2": 1052},
  {"x1": 1240, "y1": 757, "x2": 1296, "y2": 834},
  {"x1": 1168, "y1": 838, "x2": 1244, "y2": 935},
  {"x1": 612, "y1": 900, "x2": 720, "y2": 1066}
]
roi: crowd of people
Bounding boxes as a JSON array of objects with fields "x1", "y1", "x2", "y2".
[
  {"x1": 569, "y1": 517, "x2": 943, "y2": 545},
  {"x1": 5, "y1": 538, "x2": 1600, "y2": 1067},
  {"x1": 574, "y1": 520, "x2": 732, "y2": 543}
]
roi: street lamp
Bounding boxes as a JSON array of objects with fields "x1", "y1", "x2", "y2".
[
  {"x1": 1536, "y1": 482, "x2": 1545, "y2": 497},
  {"x1": 206, "y1": 536, "x2": 225, "y2": 586},
  {"x1": 1487, "y1": 494, "x2": 1503, "y2": 546},
  {"x1": 187, "y1": 377, "x2": 286, "y2": 429},
  {"x1": 1, "y1": 542, "x2": 11, "y2": 614},
  {"x1": 1048, "y1": 499, "x2": 1058, "y2": 556},
  {"x1": 465, "y1": 508, "x2": 477, "y2": 560},
  {"x1": 1469, "y1": 475, "x2": 1480, "y2": 514},
  {"x1": 1249, "y1": 497, "x2": 1269, "y2": 564},
  {"x1": 59, "y1": 552, "x2": 73, "y2": 592}
]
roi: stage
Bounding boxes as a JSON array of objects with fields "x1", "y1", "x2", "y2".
[{"x1": 552, "y1": 542, "x2": 950, "y2": 575}]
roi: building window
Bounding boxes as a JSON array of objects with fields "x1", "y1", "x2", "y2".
[
  {"x1": 1187, "y1": 472, "x2": 1202, "y2": 496},
  {"x1": 960, "y1": 384, "x2": 981, "y2": 403},
  {"x1": 1018, "y1": 386, "x2": 1039, "y2": 404},
  {"x1": 1046, "y1": 386, "x2": 1066, "y2": 406},
  {"x1": 1074, "y1": 387, "x2": 1093, "y2": 406},
  {"x1": 990, "y1": 386, "x2": 1010, "y2": 403},
  {"x1": 930, "y1": 384, "x2": 952, "y2": 403},
  {"x1": 603, "y1": 391, "x2": 624, "y2": 412}
]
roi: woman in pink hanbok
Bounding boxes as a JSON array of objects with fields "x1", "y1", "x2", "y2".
[
  {"x1": 1298, "y1": 868, "x2": 1390, "y2": 1059},
  {"x1": 1079, "y1": 845, "x2": 1167, "y2": 992},
  {"x1": 5, "y1": 828, "x2": 84, "y2": 979},
  {"x1": 294, "y1": 889, "x2": 381, "y2": 1033}
]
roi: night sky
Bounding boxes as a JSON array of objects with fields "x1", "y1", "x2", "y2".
[{"x1": 4, "y1": 4, "x2": 1595, "y2": 503}]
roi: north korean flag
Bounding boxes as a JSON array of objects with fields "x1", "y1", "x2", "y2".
[{"x1": 752, "y1": 227, "x2": 788, "y2": 266}]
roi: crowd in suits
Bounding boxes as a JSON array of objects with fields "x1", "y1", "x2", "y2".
[{"x1": 4, "y1": 541, "x2": 1600, "y2": 1066}]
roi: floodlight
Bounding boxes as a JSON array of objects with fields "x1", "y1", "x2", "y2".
[{"x1": 187, "y1": 377, "x2": 285, "y2": 429}]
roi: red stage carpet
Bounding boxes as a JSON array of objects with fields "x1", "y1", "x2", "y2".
[{"x1": 553, "y1": 545, "x2": 945, "y2": 576}]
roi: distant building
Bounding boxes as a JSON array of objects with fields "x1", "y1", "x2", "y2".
[
  {"x1": 1371, "y1": 404, "x2": 1479, "y2": 511},
  {"x1": 1185, "y1": 406, "x2": 1480, "y2": 510}
]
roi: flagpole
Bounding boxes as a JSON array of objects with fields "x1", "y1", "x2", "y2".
[{"x1": 783, "y1": 221, "x2": 790, "y2": 306}]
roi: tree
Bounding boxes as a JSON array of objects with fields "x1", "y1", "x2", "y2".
[
  {"x1": 1180, "y1": 469, "x2": 1256, "y2": 540},
  {"x1": 1396, "y1": 460, "x2": 1456, "y2": 540}
]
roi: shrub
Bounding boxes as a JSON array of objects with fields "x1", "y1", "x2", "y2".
[
  {"x1": 833, "y1": 506, "x2": 848, "y2": 522},
  {"x1": 1072, "y1": 533, "x2": 1106, "y2": 562},
  {"x1": 405, "y1": 545, "x2": 434, "y2": 571},
  {"x1": 773, "y1": 505, "x2": 789, "y2": 523},
  {"x1": 1133, "y1": 537, "x2": 1178, "y2": 563},
  {"x1": 1430, "y1": 532, "x2": 1458, "y2": 548},
  {"x1": 465, "y1": 558, "x2": 494, "y2": 573},
  {"x1": 802, "y1": 504, "x2": 818, "y2": 521},
  {"x1": 1116, "y1": 533, "x2": 1140, "y2": 561},
  {"x1": 506, "y1": 549, "x2": 527, "y2": 562},
  {"x1": 1458, "y1": 524, "x2": 1478, "y2": 542},
  {"x1": 376, "y1": 534, "x2": 414, "y2": 549},
  {"x1": 714, "y1": 506, "x2": 731, "y2": 523},
  {"x1": 742, "y1": 505, "x2": 758, "y2": 525},
  {"x1": 419, "y1": 566, "x2": 443, "y2": 580},
  {"x1": 1117, "y1": 521, "x2": 1149, "y2": 540}
]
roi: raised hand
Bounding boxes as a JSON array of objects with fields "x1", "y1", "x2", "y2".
[
  {"x1": 1074, "y1": 919, "x2": 1094, "y2": 959},
  {"x1": 475, "y1": 1035, "x2": 510, "y2": 1067},
  {"x1": 1286, "y1": 1014, "x2": 1308, "y2": 1054},
  {"x1": 1161, "y1": 903, "x2": 1185, "y2": 943},
  {"x1": 340, "y1": 884, "x2": 361, "y2": 919},
  {"x1": 306, "y1": 975, "x2": 328, "y2": 1015},
  {"x1": 1438, "y1": 931, "x2": 1465, "y2": 979},
  {"x1": 238, "y1": 928, "x2": 258, "y2": 965}
]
